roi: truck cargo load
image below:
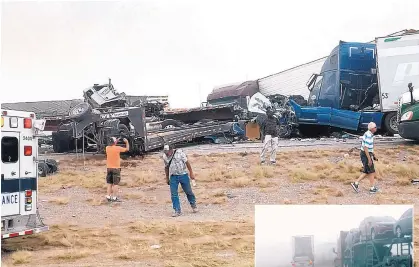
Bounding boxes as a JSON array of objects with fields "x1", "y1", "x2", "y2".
[{"x1": 258, "y1": 58, "x2": 327, "y2": 100}]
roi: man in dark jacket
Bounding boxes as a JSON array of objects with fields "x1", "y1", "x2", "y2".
[{"x1": 260, "y1": 107, "x2": 279, "y2": 164}]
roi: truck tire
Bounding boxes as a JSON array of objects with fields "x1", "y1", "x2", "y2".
[
  {"x1": 38, "y1": 162, "x2": 49, "y2": 177},
  {"x1": 384, "y1": 112, "x2": 398, "y2": 135},
  {"x1": 46, "y1": 159, "x2": 58, "y2": 173},
  {"x1": 161, "y1": 119, "x2": 182, "y2": 129},
  {"x1": 118, "y1": 124, "x2": 130, "y2": 136},
  {"x1": 68, "y1": 102, "x2": 92, "y2": 122}
]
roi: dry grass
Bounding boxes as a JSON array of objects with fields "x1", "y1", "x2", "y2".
[
  {"x1": 38, "y1": 146, "x2": 419, "y2": 194},
  {"x1": 1, "y1": 220, "x2": 255, "y2": 265},
  {"x1": 211, "y1": 189, "x2": 226, "y2": 197},
  {"x1": 229, "y1": 177, "x2": 252, "y2": 188},
  {"x1": 290, "y1": 168, "x2": 320, "y2": 182},
  {"x1": 11, "y1": 250, "x2": 32, "y2": 265},
  {"x1": 85, "y1": 196, "x2": 106, "y2": 206},
  {"x1": 255, "y1": 179, "x2": 275, "y2": 188},
  {"x1": 50, "y1": 249, "x2": 91, "y2": 261},
  {"x1": 49, "y1": 197, "x2": 70, "y2": 205},
  {"x1": 199, "y1": 193, "x2": 228, "y2": 205},
  {"x1": 312, "y1": 186, "x2": 344, "y2": 197},
  {"x1": 250, "y1": 166, "x2": 274, "y2": 179}
]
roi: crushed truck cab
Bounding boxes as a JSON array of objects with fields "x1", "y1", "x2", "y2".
[
  {"x1": 397, "y1": 83, "x2": 419, "y2": 141},
  {"x1": 291, "y1": 31, "x2": 419, "y2": 135},
  {"x1": 1, "y1": 109, "x2": 49, "y2": 239}
]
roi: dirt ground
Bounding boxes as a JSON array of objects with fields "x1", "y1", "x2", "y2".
[{"x1": 1, "y1": 142, "x2": 419, "y2": 267}]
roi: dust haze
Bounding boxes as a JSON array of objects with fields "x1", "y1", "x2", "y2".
[{"x1": 255, "y1": 205, "x2": 412, "y2": 267}]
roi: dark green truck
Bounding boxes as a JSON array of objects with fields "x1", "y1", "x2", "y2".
[{"x1": 397, "y1": 83, "x2": 419, "y2": 141}]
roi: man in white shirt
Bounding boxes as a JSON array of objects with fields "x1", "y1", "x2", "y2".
[{"x1": 351, "y1": 122, "x2": 379, "y2": 194}]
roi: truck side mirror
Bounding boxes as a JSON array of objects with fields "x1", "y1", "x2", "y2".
[
  {"x1": 306, "y1": 74, "x2": 318, "y2": 91},
  {"x1": 408, "y1": 83, "x2": 414, "y2": 104}
]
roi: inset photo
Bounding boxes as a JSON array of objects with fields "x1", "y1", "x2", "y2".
[{"x1": 255, "y1": 205, "x2": 414, "y2": 267}]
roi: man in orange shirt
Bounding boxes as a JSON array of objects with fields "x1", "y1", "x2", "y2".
[{"x1": 105, "y1": 137, "x2": 130, "y2": 202}]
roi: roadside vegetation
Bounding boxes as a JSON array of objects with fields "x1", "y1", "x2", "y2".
[{"x1": 3, "y1": 145, "x2": 418, "y2": 266}]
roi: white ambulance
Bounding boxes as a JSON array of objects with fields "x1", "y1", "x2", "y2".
[{"x1": 1, "y1": 109, "x2": 49, "y2": 239}]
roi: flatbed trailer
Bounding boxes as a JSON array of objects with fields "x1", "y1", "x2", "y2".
[
  {"x1": 60, "y1": 106, "x2": 241, "y2": 155},
  {"x1": 162, "y1": 102, "x2": 248, "y2": 125},
  {"x1": 343, "y1": 237, "x2": 413, "y2": 267}
]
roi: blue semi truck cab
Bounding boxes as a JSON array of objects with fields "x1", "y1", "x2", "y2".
[{"x1": 289, "y1": 32, "x2": 419, "y2": 135}]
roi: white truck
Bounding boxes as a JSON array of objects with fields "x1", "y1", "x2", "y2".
[
  {"x1": 376, "y1": 31, "x2": 419, "y2": 133},
  {"x1": 1, "y1": 109, "x2": 49, "y2": 239},
  {"x1": 292, "y1": 235, "x2": 315, "y2": 267},
  {"x1": 258, "y1": 58, "x2": 327, "y2": 100}
]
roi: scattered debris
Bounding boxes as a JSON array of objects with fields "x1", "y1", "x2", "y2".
[
  {"x1": 150, "y1": 245, "x2": 161, "y2": 249},
  {"x1": 239, "y1": 151, "x2": 248, "y2": 157},
  {"x1": 38, "y1": 159, "x2": 59, "y2": 177},
  {"x1": 226, "y1": 193, "x2": 236, "y2": 199}
]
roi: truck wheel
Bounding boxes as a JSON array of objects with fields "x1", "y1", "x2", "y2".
[
  {"x1": 384, "y1": 112, "x2": 398, "y2": 135},
  {"x1": 68, "y1": 102, "x2": 92, "y2": 122},
  {"x1": 118, "y1": 124, "x2": 130, "y2": 136},
  {"x1": 38, "y1": 162, "x2": 49, "y2": 177}
]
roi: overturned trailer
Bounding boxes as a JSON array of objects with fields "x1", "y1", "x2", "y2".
[
  {"x1": 51, "y1": 79, "x2": 246, "y2": 153},
  {"x1": 53, "y1": 106, "x2": 242, "y2": 155}
]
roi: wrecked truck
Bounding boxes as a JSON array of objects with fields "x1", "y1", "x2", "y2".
[
  {"x1": 52, "y1": 79, "x2": 244, "y2": 155},
  {"x1": 292, "y1": 235, "x2": 315, "y2": 267},
  {"x1": 397, "y1": 83, "x2": 419, "y2": 141},
  {"x1": 248, "y1": 92, "x2": 299, "y2": 139},
  {"x1": 288, "y1": 31, "x2": 419, "y2": 136}
]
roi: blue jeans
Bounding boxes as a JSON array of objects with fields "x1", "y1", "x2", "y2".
[{"x1": 170, "y1": 174, "x2": 196, "y2": 212}]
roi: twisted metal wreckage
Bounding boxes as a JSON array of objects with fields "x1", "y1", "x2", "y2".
[{"x1": 51, "y1": 79, "x2": 248, "y2": 156}]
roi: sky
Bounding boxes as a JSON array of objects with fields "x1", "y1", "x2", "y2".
[
  {"x1": 255, "y1": 204, "x2": 413, "y2": 267},
  {"x1": 1, "y1": 0, "x2": 419, "y2": 108}
]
